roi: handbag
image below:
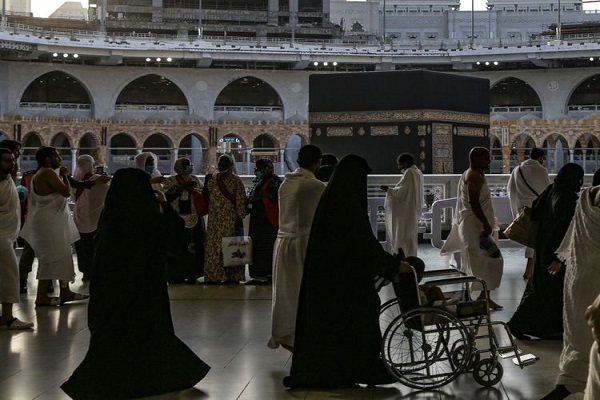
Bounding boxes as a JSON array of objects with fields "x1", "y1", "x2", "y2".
[
  {"x1": 222, "y1": 236, "x2": 253, "y2": 267},
  {"x1": 504, "y1": 206, "x2": 538, "y2": 248}
]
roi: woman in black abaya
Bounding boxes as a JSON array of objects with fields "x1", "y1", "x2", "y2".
[
  {"x1": 62, "y1": 168, "x2": 210, "y2": 399},
  {"x1": 508, "y1": 163, "x2": 584, "y2": 340},
  {"x1": 284, "y1": 154, "x2": 401, "y2": 389}
]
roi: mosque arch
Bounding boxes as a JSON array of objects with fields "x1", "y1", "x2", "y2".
[
  {"x1": 215, "y1": 76, "x2": 283, "y2": 110},
  {"x1": 490, "y1": 77, "x2": 542, "y2": 108},
  {"x1": 508, "y1": 133, "x2": 537, "y2": 170},
  {"x1": 178, "y1": 133, "x2": 208, "y2": 174},
  {"x1": 283, "y1": 133, "x2": 307, "y2": 172},
  {"x1": 567, "y1": 74, "x2": 600, "y2": 110},
  {"x1": 79, "y1": 132, "x2": 100, "y2": 159},
  {"x1": 115, "y1": 74, "x2": 189, "y2": 111},
  {"x1": 107, "y1": 132, "x2": 137, "y2": 172},
  {"x1": 490, "y1": 136, "x2": 503, "y2": 173},
  {"x1": 49, "y1": 132, "x2": 73, "y2": 169},
  {"x1": 574, "y1": 133, "x2": 600, "y2": 173},
  {"x1": 218, "y1": 133, "x2": 246, "y2": 169},
  {"x1": 20, "y1": 132, "x2": 43, "y2": 172},
  {"x1": 19, "y1": 71, "x2": 93, "y2": 109},
  {"x1": 543, "y1": 134, "x2": 569, "y2": 173},
  {"x1": 252, "y1": 133, "x2": 278, "y2": 149},
  {"x1": 50, "y1": 132, "x2": 72, "y2": 154}
]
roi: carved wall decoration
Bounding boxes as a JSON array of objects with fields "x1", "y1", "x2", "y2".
[
  {"x1": 418, "y1": 125, "x2": 427, "y2": 136},
  {"x1": 358, "y1": 126, "x2": 366, "y2": 135},
  {"x1": 404, "y1": 126, "x2": 411, "y2": 135}
]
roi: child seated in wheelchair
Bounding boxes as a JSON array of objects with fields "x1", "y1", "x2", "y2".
[{"x1": 405, "y1": 256, "x2": 447, "y2": 306}]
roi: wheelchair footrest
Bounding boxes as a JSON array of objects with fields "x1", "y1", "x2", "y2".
[{"x1": 512, "y1": 354, "x2": 539, "y2": 367}]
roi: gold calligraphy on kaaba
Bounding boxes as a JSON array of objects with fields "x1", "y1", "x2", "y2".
[
  {"x1": 370, "y1": 126, "x2": 399, "y2": 136},
  {"x1": 309, "y1": 110, "x2": 489, "y2": 125},
  {"x1": 326, "y1": 126, "x2": 353, "y2": 136},
  {"x1": 455, "y1": 126, "x2": 486, "y2": 137}
]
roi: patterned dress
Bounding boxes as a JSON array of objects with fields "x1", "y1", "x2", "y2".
[{"x1": 203, "y1": 172, "x2": 248, "y2": 283}]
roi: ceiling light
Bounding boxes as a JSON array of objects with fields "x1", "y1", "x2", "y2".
[
  {"x1": 166, "y1": 57, "x2": 172, "y2": 62},
  {"x1": 485, "y1": 61, "x2": 490, "y2": 66},
  {"x1": 146, "y1": 57, "x2": 151, "y2": 62},
  {"x1": 493, "y1": 61, "x2": 499, "y2": 65},
  {"x1": 590, "y1": 57, "x2": 595, "y2": 61},
  {"x1": 313, "y1": 61, "x2": 318, "y2": 66},
  {"x1": 52, "y1": 52, "x2": 58, "y2": 57},
  {"x1": 323, "y1": 61, "x2": 328, "y2": 66},
  {"x1": 156, "y1": 57, "x2": 161, "y2": 62},
  {"x1": 73, "y1": 54, "x2": 79, "y2": 58},
  {"x1": 333, "y1": 61, "x2": 337, "y2": 66},
  {"x1": 476, "y1": 61, "x2": 481, "y2": 65}
]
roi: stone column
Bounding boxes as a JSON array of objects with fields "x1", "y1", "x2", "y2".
[
  {"x1": 279, "y1": 148, "x2": 285, "y2": 174},
  {"x1": 206, "y1": 146, "x2": 217, "y2": 174},
  {"x1": 245, "y1": 148, "x2": 252, "y2": 175},
  {"x1": 502, "y1": 145, "x2": 511, "y2": 173},
  {"x1": 170, "y1": 148, "x2": 179, "y2": 174},
  {"x1": 70, "y1": 148, "x2": 78, "y2": 174}
]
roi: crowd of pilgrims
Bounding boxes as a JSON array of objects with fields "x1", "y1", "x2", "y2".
[{"x1": 0, "y1": 139, "x2": 600, "y2": 399}]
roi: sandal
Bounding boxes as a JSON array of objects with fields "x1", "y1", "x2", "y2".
[
  {"x1": 60, "y1": 293, "x2": 90, "y2": 304},
  {"x1": 4, "y1": 318, "x2": 34, "y2": 330},
  {"x1": 35, "y1": 297, "x2": 61, "y2": 307}
]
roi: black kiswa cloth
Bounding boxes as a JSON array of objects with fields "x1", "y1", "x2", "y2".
[
  {"x1": 61, "y1": 169, "x2": 209, "y2": 400},
  {"x1": 285, "y1": 155, "x2": 398, "y2": 389}
]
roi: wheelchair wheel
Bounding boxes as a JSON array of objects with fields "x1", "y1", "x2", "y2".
[
  {"x1": 381, "y1": 307, "x2": 471, "y2": 390},
  {"x1": 451, "y1": 342, "x2": 480, "y2": 371},
  {"x1": 473, "y1": 358, "x2": 503, "y2": 387},
  {"x1": 379, "y1": 299, "x2": 401, "y2": 334}
]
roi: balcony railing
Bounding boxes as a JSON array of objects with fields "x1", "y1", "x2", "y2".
[{"x1": 19, "y1": 102, "x2": 91, "y2": 110}]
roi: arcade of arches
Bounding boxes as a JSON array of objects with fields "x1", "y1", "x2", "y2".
[{"x1": 3, "y1": 71, "x2": 600, "y2": 175}]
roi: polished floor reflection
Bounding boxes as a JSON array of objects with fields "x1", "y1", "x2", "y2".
[{"x1": 0, "y1": 245, "x2": 581, "y2": 400}]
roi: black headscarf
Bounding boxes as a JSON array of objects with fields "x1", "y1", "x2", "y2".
[
  {"x1": 553, "y1": 163, "x2": 584, "y2": 193},
  {"x1": 100, "y1": 168, "x2": 159, "y2": 225},
  {"x1": 314, "y1": 154, "x2": 372, "y2": 223}
]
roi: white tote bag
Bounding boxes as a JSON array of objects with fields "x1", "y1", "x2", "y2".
[{"x1": 221, "y1": 236, "x2": 253, "y2": 267}]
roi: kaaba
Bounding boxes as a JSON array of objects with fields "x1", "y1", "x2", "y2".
[{"x1": 308, "y1": 70, "x2": 490, "y2": 174}]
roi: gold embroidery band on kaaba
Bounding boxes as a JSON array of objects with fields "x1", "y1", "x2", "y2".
[{"x1": 309, "y1": 109, "x2": 489, "y2": 126}]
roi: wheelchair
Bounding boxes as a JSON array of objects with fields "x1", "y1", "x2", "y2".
[{"x1": 379, "y1": 267, "x2": 535, "y2": 390}]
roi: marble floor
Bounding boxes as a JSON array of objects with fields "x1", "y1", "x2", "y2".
[{"x1": 0, "y1": 244, "x2": 582, "y2": 400}]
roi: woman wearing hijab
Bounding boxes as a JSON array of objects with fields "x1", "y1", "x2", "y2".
[
  {"x1": 134, "y1": 151, "x2": 165, "y2": 190},
  {"x1": 246, "y1": 159, "x2": 281, "y2": 285},
  {"x1": 71, "y1": 155, "x2": 109, "y2": 281},
  {"x1": 508, "y1": 163, "x2": 584, "y2": 340},
  {"x1": 284, "y1": 154, "x2": 403, "y2": 388},
  {"x1": 61, "y1": 169, "x2": 210, "y2": 399},
  {"x1": 202, "y1": 154, "x2": 248, "y2": 284},
  {"x1": 163, "y1": 157, "x2": 206, "y2": 283}
]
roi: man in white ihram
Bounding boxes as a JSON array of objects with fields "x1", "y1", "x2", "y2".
[
  {"x1": 381, "y1": 153, "x2": 424, "y2": 257},
  {"x1": 0, "y1": 148, "x2": 33, "y2": 329},
  {"x1": 441, "y1": 147, "x2": 504, "y2": 310},
  {"x1": 507, "y1": 148, "x2": 550, "y2": 279},
  {"x1": 268, "y1": 145, "x2": 325, "y2": 353},
  {"x1": 20, "y1": 147, "x2": 85, "y2": 307}
]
